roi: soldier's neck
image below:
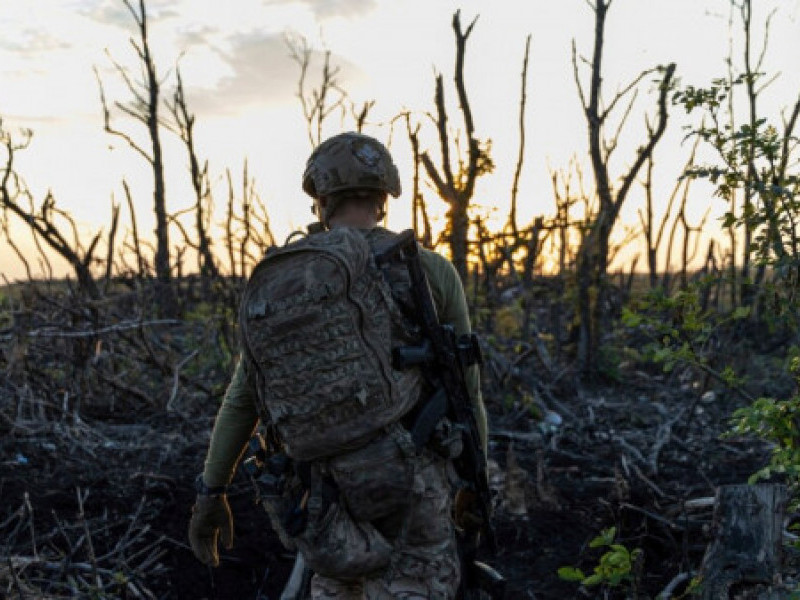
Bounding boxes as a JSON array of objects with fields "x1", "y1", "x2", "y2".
[{"x1": 329, "y1": 218, "x2": 379, "y2": 229}]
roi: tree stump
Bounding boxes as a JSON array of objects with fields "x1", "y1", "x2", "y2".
[{"x1": 698, "y1": 484, "x2": 788, "y2": 599}]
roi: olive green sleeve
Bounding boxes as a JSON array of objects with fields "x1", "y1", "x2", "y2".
[
  {"x1": 201, "y1": 358, "x2": 260, "y2": 488},
  {"x1": 420, "y1": 250, "x2": 488, "y2": 456}
]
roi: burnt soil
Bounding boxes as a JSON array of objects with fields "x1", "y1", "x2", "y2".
[
  {"x1": 0, "y1": 284, "x2": 789, "y2": 599},
  {"x1": 0, "y1": 370, "x2": 776, "y2": 599}
]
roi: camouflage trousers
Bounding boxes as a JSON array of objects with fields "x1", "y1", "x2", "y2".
[{"x1": 309, "y1": 454, "x2": 460, "y2": 600}]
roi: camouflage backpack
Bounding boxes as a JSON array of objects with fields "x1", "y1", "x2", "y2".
[{"x1": 239, "y1": 226, "x2": 423, "y2": 462}]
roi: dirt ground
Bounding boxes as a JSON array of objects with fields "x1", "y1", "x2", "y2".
[
  {"x1": 0, "y1": 363, "x2": 775, "y2": 599},
  {"x1": 0, "y1": 278, "x2": 791, "y2": 598}
]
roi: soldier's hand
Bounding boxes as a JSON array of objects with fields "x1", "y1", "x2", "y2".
[{"x1": 188, "y1": 495, "x2": 234, "y2": 566}]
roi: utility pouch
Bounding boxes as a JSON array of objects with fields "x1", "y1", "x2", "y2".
[
  {"x1": 328, "y1": 425, "x2": 416, "y2": 522},
  {"x1": 294, "y1": 501, "x2": 393, "y2": 578},
  {"x1": 294, "y1": 473, "x2": 393, "y2": 578}
]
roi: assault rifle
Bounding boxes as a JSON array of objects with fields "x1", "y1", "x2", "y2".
[{"x1": 377, "y1": 229, "x2": 506, "y2": 600}]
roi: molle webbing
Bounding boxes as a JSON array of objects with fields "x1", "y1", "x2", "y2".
[{"x1": 239, "y1": 227, "x2": 422, "y2": 461}]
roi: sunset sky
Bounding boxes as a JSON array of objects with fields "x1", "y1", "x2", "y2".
[{"x1": 1, "y1": 0, "x2": 799, "y2": 280}]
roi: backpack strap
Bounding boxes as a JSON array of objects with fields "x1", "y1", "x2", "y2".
[{"x1": 372, "y1": 229, "x2": 415, "y2": 268}]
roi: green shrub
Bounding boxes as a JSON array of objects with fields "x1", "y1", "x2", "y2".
[
  {"x1": 727, "y1": 356, "x2": 800, "y2": 511},
  {"x1": 558, "y1": 527, "x2": 643, "y2": 591}
]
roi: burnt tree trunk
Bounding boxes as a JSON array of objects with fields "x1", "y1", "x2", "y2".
[
  {"x1": 420, "y1": 11, "x2": 483, "y2": 284},
  {"x1": 698, "y1": 483, "x2": 788, "y2": 600},
  {"x1": 449, "y1": 201, "x2": 470, "y2": 286},
  {"x1": 572, "y1": 0, "x2": 675, "y2": 377}
]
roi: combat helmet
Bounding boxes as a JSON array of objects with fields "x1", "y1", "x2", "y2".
[{"x1": 302, "y1": 132, "x2": 401, "y2": 200}]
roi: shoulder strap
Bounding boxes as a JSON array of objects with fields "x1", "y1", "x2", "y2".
[{"x1": 371, "y1": 229, "x2": 416, "y2": 268}]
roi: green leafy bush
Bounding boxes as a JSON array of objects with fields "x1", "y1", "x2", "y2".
[
  {"x1": 621, "y1": 281, "x2": 748, "y2": 391},
  {"x1": 558, "y1": 527, "x2": 643, "y2": 591},
  {"x1": 727, "y1": 356, "x2": 800, "y2": 509}
]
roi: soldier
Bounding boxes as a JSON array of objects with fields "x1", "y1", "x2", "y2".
[{"x1": 188, "y1": 132, "x2": 488, "y2": 599}]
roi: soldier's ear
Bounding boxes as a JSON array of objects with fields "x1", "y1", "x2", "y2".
[
  {"x1": 311, "y1": 197, "x2": 327, "y2": 216},
  {"x1": 375, "y1": 193, "x2": 387, "y2": 220}
]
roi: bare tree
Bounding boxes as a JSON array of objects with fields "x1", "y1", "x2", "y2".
[
  {"x1": 509, "y1": 34, "x2": 532, "y2": 238},
  {"x1": 103, "y1": 200, "x2": 121, "y2": 288},
  {"x1": 496, "y1": 33, "x2": 535, "y2": 285},
  {"x1": 549, "y1": 161, "x2": 583, "y2": 277},
  {"x1": 166, "y1": 65, "x2": 220, "y2": 281},
  {"x1": 521, "y1": 217, "x2": 548, "y2": 286},
  {"x1": 96, "y1": 0, "x2": 171, "y2": 292},
  {"x1": 677, "y1": 197, "x2": 711, "y2": 291},
  {"x1": 223, "y1": 162, "x2": 274, "y2": 279},
  {"x1": 121, "y1": 179, "x2": 147, "y2": 278},
  {"x1": 637, "y1": 134, "x2": 701, "y2": 290},
  {"x1": 572, "y1": 0, "x2": 676, "y2": 376},
  {"x1": 0, "y1": 123, "x2": 101, "y2": 297},
  {"x1": 399, "y1": 112, "x2": 434, "y2": 248},
  {"x1": 350, "y1": 100, "x2": 376, "y2": 133},
  {"x1": 660, "y1": 141, "x2": 701, "y2": 292},
  {"x1": 286, "y1": 35, "x2": 348, "y2": 148},
  {"x1": 420, "y1": 10, "x2": 494, "y2": 282}
]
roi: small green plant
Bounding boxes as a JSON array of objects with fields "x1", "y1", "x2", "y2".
[
  {"x1": 183, "y1": 300, "x2": 236, "y2": 377},
  {"x1": 673, "y1": 575, "x2": 703, "y2": 599},
  {"x1": 558, "y1": 527, "x2": 643, "y2": 592},
  {"x1": 621, "y1": 281, "x2": 751, "y2": 394},
  {"x1": 494, "y1": 302, "x2": 524, "y2": 339},
  {"x1": 598, "y1": 343, "x2": 623, "y2": 383},
  {"x1": 727, "y1": 356, "x2": 800, "y2": 513}
]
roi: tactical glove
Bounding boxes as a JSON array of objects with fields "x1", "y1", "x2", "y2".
[{"x1": 188, "y1": 495, "x2": 234, "y2": 567}]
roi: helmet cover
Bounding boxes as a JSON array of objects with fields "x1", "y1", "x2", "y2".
[{"x1": 302, "y1": 132, "x2": 401, "y2": 199}]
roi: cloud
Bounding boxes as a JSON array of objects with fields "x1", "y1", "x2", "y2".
[
  {"x1": 72, "y1": 0, "x2": 179, "y2": 30},
  {"x1": 186, "y1": 29, "x2": 365, "y2": 116},
  {"x1": 175, "y1": 24, "x2": 221, "y2": 49},
  {"x1": 263, "y1": 0, "x2": 377, "y2": 21},
  {"x1": 0, "y1": 28, "x2": 72, "y2": 54}
]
